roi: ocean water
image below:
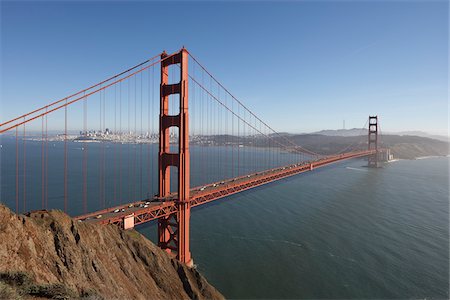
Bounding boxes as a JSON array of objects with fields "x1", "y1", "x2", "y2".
[
  {"x1": 138, "y1": 157, "x2": 449, "y2": 299},
  {"x1": 0, "y1": 137, "x2": 448, "y2": 298},
  {"x1": 0, "y1": 137, "x2": 303, "y2": 215}
]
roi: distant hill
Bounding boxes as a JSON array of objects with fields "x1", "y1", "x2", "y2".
[
  {"x1": 278, "y1": 134, "x2": 449, "y2": 159},
  {"x1": 312, "y1": 128, "x2": 448, "y2": 142},
  {"x1": 312, "y1": 128, "x2": 366, "y2": 137},
  {"x1": 389, "y1": 131, "x2": 448, "y2": 142},
  {"x1": 197, "y1": 133, "x2": 449, "y2": 160}
]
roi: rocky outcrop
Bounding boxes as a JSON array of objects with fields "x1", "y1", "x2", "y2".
[{"x1": 0, "y1": 205, "x2": 224, "y2": 299}]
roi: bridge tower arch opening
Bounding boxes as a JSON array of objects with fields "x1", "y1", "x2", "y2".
[
  {"x1": 368, "y1": 115, "x2": 378, "y2": 168},
  {"x1": 158, "y1": 48, "x2": 192, "y2": 266}
]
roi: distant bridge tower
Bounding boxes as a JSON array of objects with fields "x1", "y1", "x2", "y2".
[
  {"x1": 368, "y1": 116, "x2": 378, "y2": 168},
  {"x1": 158, "y1": 48, "x2": 192, "y2": 266}
]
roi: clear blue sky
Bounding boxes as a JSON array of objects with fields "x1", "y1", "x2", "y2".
[{"x1": 1, "y1": 0, "x2": 448, "y2": 135}]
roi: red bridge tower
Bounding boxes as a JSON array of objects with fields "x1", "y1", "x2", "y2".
[
  {"x1": 368, "y1": 115, "x2": 378, "y2": 168},
  {"x1": 158, "y1": 49, "x2": 192, "y2": 266}
]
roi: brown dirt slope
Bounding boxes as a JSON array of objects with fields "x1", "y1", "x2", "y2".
[{"x1": 0, "y1": 205, "x2": 224, "y2": 300}]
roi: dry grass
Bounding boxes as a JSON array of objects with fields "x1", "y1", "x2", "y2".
[{"x1": 0, "y1": 271, "x2": 92, "y2": 299}]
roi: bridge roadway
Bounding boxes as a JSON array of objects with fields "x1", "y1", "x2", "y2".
[{"x1": 75, "y1": 150, "x2": 376, "y2": 228}]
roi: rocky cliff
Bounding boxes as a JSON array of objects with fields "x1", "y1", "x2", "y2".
[{"x1": 0, "y1": 205, "x2": 224, "y2": 300}]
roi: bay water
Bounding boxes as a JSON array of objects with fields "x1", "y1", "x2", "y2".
[{"x1": 1, "y1": 137, "x2": 448, "y2": 298}]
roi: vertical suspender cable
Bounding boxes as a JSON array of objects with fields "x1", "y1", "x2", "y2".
[
  {"x1": 128, "y1": 79, "x2": 131, "y2": 202},
  {"x1": 22, "y1": 119, "x2": 26, "y2": 212},
  {"x1": 114, "y1": 84, "x2": 117, "y2": 205},
  {"x1": 102, "y1": 86, "x2": 106, "y2": 207},
  {"x1": 83, "y1": 93, "x2": 87, "y2": 213},
  {"x1": 41, "y1": 116, "x2": 45, "y2": 208},
  {"x1": 217, "y1": 84, "x2": 220, "y2": 180},
  {"x1": 151, "y1": 66, "x2": 155, "y2": 194},
  {"x1": 119, "y1": 81, "x2": 123, "y2": 204},
  {"x1": 134, "y1": 75, "x2": 137, "y2": 200},
  {"x1": 64, "y1": 100, "x2": 68, "y2": 212},
  {"x1": 45, "y1": 112, "x2": 48, "y2": 208},
  {"x1": 147, "y1": 67, "x2": 150, "y2": 198},
  {"x1": 191, "y1": 63, "x2": 195, "y2": 185},
  {"x1": 232, "y1": 98, "x2": 235, "y2": 178},
  {"x1": 140, "y1": 72, "x2": 143, "y2": 200},
  {"x1": 237, "y1": 104, "x2": 240, "y2": 177},
  {"x1": 15, "y1": 126, "x2": 18, "y2": 213},
  {"x1": 201, "y1": 68, "x2": 205, "y2": 184},
  {"x1": 99, "y1": 87, "x2": 102, "y2": 208}
]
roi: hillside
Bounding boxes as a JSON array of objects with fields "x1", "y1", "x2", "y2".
[
  {"x1": 312, "y1": 128, "x2": 367, "y2": 137},
  {"x1": 285, "y1": 134, "x2": 449, "y2": 159},
  {"x1": 311, "y1": 128, "x2": 448, "y2": 142},
  {"x1": 196, "y1": 134, "x2": 448, "y2": 160},
  {"x1": 0, "y1": 205, "x2": 224, "y2": 300}
]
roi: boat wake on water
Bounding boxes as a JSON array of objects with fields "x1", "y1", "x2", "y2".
[{"x1": 345, "y1": 167, "x2": 367, "y2": 172}]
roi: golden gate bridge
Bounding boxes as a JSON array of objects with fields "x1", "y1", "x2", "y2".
[{"x1": 0, "y1": 48, "x2": 384, "y2": 266}]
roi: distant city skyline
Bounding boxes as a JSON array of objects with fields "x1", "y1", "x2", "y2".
[{"x1": 1, "y1": 1, "x2": 448, "y2": 136}]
